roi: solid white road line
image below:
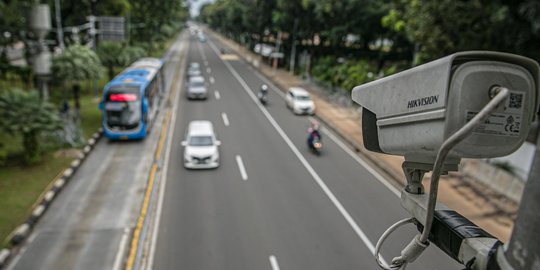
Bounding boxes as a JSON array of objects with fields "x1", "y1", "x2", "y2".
[
  {"x1": 269, "y1": 255, "x2": 280, "y2": 270},
  {"x1": 206, "y1": 67, "x2": 211, "y2": 73},
  {"x1": 235, "y1": 155, "x2": 248, "y2": 181},
  {"x1": 221, "y1": 112, "x2": 230, "y2": 127},
  {"x1": 207, "y1": 38, "x2": 389, "y2": 266},
  {"x1": 147, "y1": 37, "x2": 187, "y2": 270},
  {"x1": 112, "y1": 228, "x2": 130, "y2": 270},
  {"x1": 214, "y1": 90, "x2": 221, "y2": 100},
  {"x1": 209, "y1": 76, "x2": 215, "y2": 84},
  {"x1": 308, "y1": 117, "x2": 401, "y2": 197},
  {"x1": 252, "y1": 59, "x2": 398, "y2": 197}
]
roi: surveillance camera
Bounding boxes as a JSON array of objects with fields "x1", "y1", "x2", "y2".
[{"x1": 352, "y1": 51, "x2": 540, "y2": 165}]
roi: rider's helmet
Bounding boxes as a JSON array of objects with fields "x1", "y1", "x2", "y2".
[
  {"x1": 261, "y1": 84, "x2": 268, "y2": 91},
  {"x1": 310, "y1": 120, "x2": 320, "y2": 131}
]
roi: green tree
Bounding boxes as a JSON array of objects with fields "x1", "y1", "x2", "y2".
[
  {"x1": 0, "y1": 89, "x2": 62, "y2": 164},
  {"x1": 382, "y1": 0, "x2": 540, "y2": 64},
  {"x1": 97, "y1": 41, "x2": 123, "y2": 80},
  {"x1": 97, "y1": 42, "x2": 146, "y2": 80},
  {"x1": 52, "y1": 44, "x2": 103, "y2": 82}
]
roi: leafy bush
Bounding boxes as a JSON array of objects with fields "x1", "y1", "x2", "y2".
[
  {"x1": 0, "y1": 89, "x2": 62, "y2": 164},
  {"x1": 311, "y1": 57, "x2": 378, "y2": 92}
]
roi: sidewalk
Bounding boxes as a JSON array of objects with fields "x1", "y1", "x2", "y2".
[{"x1": 206, "y1": 29, "x2": 516, "y2": 242}]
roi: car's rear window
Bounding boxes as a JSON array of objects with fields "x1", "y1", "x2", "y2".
[{"x1": 189, "y1": 136, "x2": 213, "y2": 146}]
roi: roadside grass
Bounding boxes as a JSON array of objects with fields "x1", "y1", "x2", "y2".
[
  {"x1": 0, "y1": 152, "x2": 72, "y2": 247},
  {"x1": 0, "y1": 87, "x2": 103, "y2": 248}
]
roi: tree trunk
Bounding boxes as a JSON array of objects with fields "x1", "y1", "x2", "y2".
[{"x1": 23, "y1": 130, "x2": 40, "y2": 165}]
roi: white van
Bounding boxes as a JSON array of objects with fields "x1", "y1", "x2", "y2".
[{"x1": 182, "y1": 121, "x2": 221, "y2": 169}]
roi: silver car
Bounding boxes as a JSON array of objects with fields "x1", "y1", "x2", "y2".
[
  {"x1": 187, "y1": 62, "x2": 202, "y2": 77},
  {"x1": 187, "y1": 76, "x2": 208, "y2": 100}
]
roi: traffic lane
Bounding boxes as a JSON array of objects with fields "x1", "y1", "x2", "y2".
[
  {"x1": 9, "y1": 34, "x2": 186, "y2": 270},
  {"x1": 190, "y1": 40, "x2": 383, "y2": 268},
  {"x1": 212, "y1": 38, "x2": 461, "y2": 268},
  {"x1": 154, "y1": 38, "x2": 272, "y2": 270}
]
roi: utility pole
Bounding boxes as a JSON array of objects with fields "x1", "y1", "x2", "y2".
[
  {"x1": 272, "y1": 31, "x2": 282, "y2": 74},
  {"x1": 54, "y1": 0, "x2": 65, "y2": 50},
  {"x1": 289, "y1": 18, "x2": 299, "y2": 75}
]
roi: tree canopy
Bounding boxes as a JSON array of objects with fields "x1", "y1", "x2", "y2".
[{"x1": 52, "y1": 44, "x2": 103, "y2": 82}]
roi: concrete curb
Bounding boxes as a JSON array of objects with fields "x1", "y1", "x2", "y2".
[
  {"x1": 1, "y1": 129, "x2": 103, "y2": 269},
  {"x1": 0, "y1": 249, "x2": 10, "y2": 268}
]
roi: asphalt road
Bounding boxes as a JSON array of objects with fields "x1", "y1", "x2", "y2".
[
  {"x1": 6, "y1": 34, "x2": 187, "y2": 270},
  {"x1": 150, "y1": 32, "x2": 462, "y2": 269}
]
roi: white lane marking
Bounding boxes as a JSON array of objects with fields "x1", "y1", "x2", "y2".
[
  {"x1": 112, "y1": 228, "x2": 130, "y2": 270},
  {"x1": 209, "y1": 76, "x2": 215, "y2": 84},
  {"x1": 207, "y1": 38, "x2": 389, "y2": 266},
  {"x1": 235, "y1": 155, "x2": 248, "y2": 181},
  {"x1": 6, "y1": 246, "x2": 26, "y2": 270},
  {"x1": 206, "y1": 67, "x2": 211, "y2": 74},
  {"x1": 309, "y1": 117, "x2": 401, "y2": 197},
  {"x1": 269, "y1": 255, "x2": 280, "y2": 270},
  {"x1": 214, "y1": 90, "x2": 221, "y2": 100},
  {"x1": 221, "y1": 112, "x2": 230, "y2": 127},
  {"x1": 253, "y1": 60, "x2": 398, "y2": 197},
  {"x1": 147, "y1": 37, "x2": 187, "y2": 270}
]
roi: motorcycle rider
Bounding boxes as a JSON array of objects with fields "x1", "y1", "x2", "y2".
[
  {"x1": 258, "y1": 84, "x2": 269, "y2": 103},
  {"x1": 307, "y1": 120, "x2": 321, "y2": 148}
]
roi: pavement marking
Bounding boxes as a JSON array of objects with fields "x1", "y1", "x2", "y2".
[
  {"x1": 6, "y1": 247, "x2": 26, "y2": 270},
  {"x1": 214, "y1": 90, "x2": 221, "y2": 100},
  {"x1": 208, "y1": 38, "x2": 389, "y2": 266},
  {"x1": 113, "y1": 228, "x2": 130, "y2": 270},
  {"x1": 146, "y1": 37, "x2": 188, "y2": 270},
  {"x1": 209, "y1": 76, "x2": 215, "y2": 84},
  {"x1": 222, "y1": 112, "x2": 230, "y2": 127},
  {"x1": 269, "y1": 255, "x2": 280, "y2": 270},
  {"x1": 251, "y1": 57, "x2": 399, "y2": 197},
  {"x1": 206, "y1": 67, "x2": 211, "y2": 73},
  {"x1": 235, "y1": 155, "x2": 248, "y2": 181}
]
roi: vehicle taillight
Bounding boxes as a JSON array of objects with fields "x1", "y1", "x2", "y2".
[{"x1": 109, "y1": 93, "x2": 138, "y2": 102}]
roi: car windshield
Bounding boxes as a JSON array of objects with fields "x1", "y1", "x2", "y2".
[
  {"x1": 190, "y1": 81, "x2": 205, "y2": 88},
  {"x1": 295, "y1": 95, "x2": 311, "y2": 101},
  {"x1": 189, "y1": 136, "x2": 213, "y2": 146}
]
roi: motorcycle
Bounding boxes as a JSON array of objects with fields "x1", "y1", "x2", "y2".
[
  {"x1": 258, "y1": 91, "x2": 268, "y2": 105},
  {"x1": 308, "y1": 135, "x2": 323, "y2": 155}
]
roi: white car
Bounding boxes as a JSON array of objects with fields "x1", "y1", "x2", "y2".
[
  {"x1": 182, "y1": 121, "x2": 221, "y2": 169},
  {"x1": 187, "y1": 76, "x2": 208, "y2": 99},
  {"x1": 285, "y1": 87, "x2": 315, "y2": 115}
]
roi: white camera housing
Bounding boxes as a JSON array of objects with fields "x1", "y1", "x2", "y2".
[{"x1": 352, "y1": 51, "x2": 540, "y2": 165}]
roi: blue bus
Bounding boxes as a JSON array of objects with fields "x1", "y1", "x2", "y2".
[{"x1": 99, "y1": 58, "x2": 165, "y2": 140}]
